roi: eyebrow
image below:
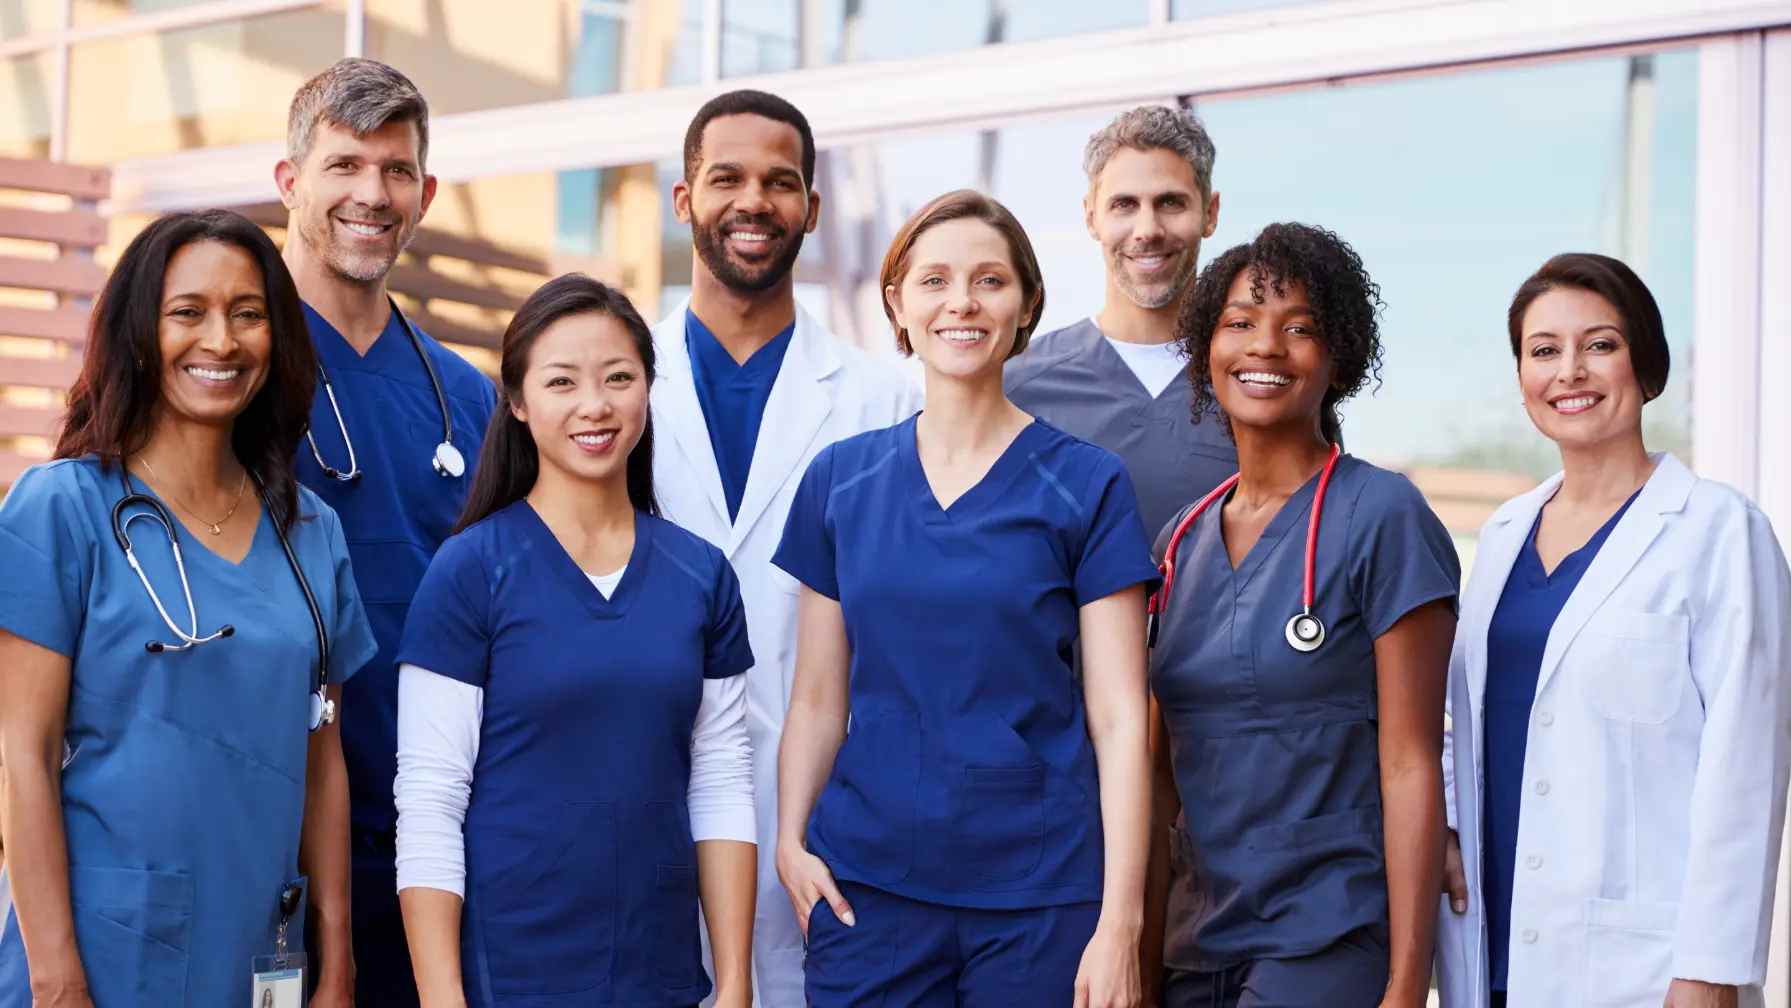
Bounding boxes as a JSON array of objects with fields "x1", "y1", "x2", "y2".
[
  {"x1": 1525, "y1": 323, "x2": 1622, "y2": 341},
  {"x1": 913, "y1": 260, "x2": 1013, "y2": 273}
]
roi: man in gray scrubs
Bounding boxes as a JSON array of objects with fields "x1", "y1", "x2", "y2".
[{"x1": 1005, "y1": 105, "x2": 1234, "y2": 541}]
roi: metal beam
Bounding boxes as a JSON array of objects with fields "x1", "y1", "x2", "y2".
[{"x1": 107, "y1": 0, "x2": 1791, "y2": 214}]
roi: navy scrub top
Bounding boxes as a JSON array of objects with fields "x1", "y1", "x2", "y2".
[
  {"x1": 0, "y1": 460, "x2": 376, "y2": 1007},
  {"x1": 1005, "y1": 318, "x2": 1238, "y2": 540},
  {"x1": 1482, "y1": 492, "x2": 1637, "y2": 991},
  {"x1": 772, "y1": 415, "x2": 1160, "y2": 909},
  {"x1": 686, "y1": 309, "x2": 795, "y2": 521},
  {"x1": 297, "y1": 302, "x2": 497, "y2": 842},
  {"x1": 398, "y1": 502, "x2": 753, "y2": 1006},
  {"x1": 1149, "y1": 455, "x2": 1460, "y2": 968}
]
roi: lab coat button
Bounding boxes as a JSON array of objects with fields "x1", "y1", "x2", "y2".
[
  {"x1": 1525, "y1": 855, "x2": 1542, "y2": 869},
  {"x1": 1533, "y1": 780, "x2": 1550, "y2": 796},
  {"x1": 1521, "y1": 929, "x2": 1538, "y2": 944},
  {"x1": 1538, "y1": 711, "x2": 1555, "y2": 726}
]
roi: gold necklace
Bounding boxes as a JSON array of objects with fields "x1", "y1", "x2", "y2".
[{"x1": 137, "y1": 457, "x2": 248, "y2": 536}]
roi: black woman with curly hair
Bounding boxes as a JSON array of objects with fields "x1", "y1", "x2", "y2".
[{"x1": 1142, "y1": 223, "x2": 1460, "y2": 1007}]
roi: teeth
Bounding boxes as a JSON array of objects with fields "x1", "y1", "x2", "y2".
[
  {"x1": 1237, "y1": 371, "x2": 1292, "y2": 386},
  {"x1": 340, "y1": 220, "x2": 388, "y2": 236},
  {"x1": 1554, "y1": 395, "x2": 1600, "y2": 411},
  {"x1": 186, "y1": 366, "x2": 240, "y2": 381},
  {"x1": 573, "y1": 432, "x2": 616, "y2": 446},
  {"x1": 937, "y1": 329, "x2": 986, "y2": 343},
  {"x1": 728, "y1": 232, "x2": 772, "y2": 243},
  {"x1": 1131, "y1": 254, "x2": 1169, "y2": 267}
]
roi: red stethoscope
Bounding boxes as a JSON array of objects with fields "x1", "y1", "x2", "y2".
[{"x1": 1146, "y1": 443, "x2": 1342, "y2": 653}]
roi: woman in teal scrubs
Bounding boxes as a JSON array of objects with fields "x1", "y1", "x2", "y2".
[{"x1": 0, "y1": 210, "x2": 376, "y2": 1007}]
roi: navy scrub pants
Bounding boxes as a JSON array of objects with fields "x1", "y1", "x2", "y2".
[
  {"x1": 805, "y1": 880, "x2": 1101, "y2": 1007},
  {"x1": 1161, "y1": 925, "x2": 1389, "y2": 1008}
]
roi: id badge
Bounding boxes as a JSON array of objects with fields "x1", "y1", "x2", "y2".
[{"x1": 250, "y1": 952, "x2": 304, "y2": 1008}]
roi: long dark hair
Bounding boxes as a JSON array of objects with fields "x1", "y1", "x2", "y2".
[
  {"x1": 455, "y1": 274, "x2": 658, "y2": 532},
  {"x1": 55, "y1": 209, "x2": 317, "y2": 529}
]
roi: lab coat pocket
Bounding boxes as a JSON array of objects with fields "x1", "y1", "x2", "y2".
[
  {"x1": 651, "y1": 865, "x2": 705, "y2": 990},
  {"x1": 1583, "y1": 897, "x2": 1676, "y2": 1006},
  {"x1": 1584, "y1": 608, "x2": 1689, "y2": 725},
  {"x1": 955, "y1": 765, "x2": 1046, "y2": 885},
  {"x1": 68, "y1": 866, "x2": 192, "y2": 1003}
]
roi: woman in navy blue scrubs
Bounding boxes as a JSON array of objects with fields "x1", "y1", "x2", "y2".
[
  {"x1": 1146, "y1": 224, "x2": 1459, "y2": 1007},
  {"x1": 392, "y1": 275, "x2": 757, "y2": 1008},
  {"x1": 774, "y1": 190, "x2": 1159, "y2": 1008}
]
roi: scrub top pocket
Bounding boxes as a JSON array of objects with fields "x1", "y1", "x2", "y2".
[
  {"x1": 68, "y1": 866, "x2": 192, "y2": 1004},
  {"x1": 479, "y1": 801, "x2": 618, "y2": 997},
  {"x1": 954, "y1": 765, "x2": 1046, "y2": 885},
  {"x1": 1584, "y1": 609, "x2": 1689, "y2": 725},
  {"x1": 651, "y1": 865, "x2": 705, "y2": 989}
]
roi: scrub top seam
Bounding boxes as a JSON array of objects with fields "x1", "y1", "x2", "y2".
[
  {"x1": 831, "y1": 444, "x2": 900, "y2": 497},
  {"x1": 70, "y1": 681, "x2": 307, "y2": 788}
]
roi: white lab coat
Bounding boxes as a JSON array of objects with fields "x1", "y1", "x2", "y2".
[
  {"x1": 650, "y1": 301, "x2": 921, "y2": 1008},
  {"x1": 1437, "y1": 453, "x2": 1791, "y2": 1008}
]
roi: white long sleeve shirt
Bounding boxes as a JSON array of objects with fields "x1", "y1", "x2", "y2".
[{"x1": 394, "y1": 567, "x2": 755, "y2": 897}]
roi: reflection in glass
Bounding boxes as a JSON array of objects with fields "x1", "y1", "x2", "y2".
[
  {"x1": 67, "y1": 8, "x2": 345, "y2": 162},
  {"x1": 1172, "y1": 0, "x2": 1317, "y2": 18},
  {"x1": 0, "y1": 52, "x2": 52, "y2": 158},
  {"x1": 795, "y1": 0, "x2": 1148, "y2": 66}
]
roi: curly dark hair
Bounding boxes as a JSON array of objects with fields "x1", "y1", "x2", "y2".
[{"x1": 1176, "y1": 222, "x2": 1384, "y2": 444}]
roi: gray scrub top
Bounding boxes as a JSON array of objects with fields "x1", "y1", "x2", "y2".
[
  {"x1": 1149, "y1": 455, "x2": 1460, "y2": 969},
  {"x1": 1006, "y1": 319, "x2": 1237, "y2": 541}
]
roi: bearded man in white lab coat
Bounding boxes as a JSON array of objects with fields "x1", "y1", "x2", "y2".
[{"x1": 651, "y1": 89, "x2": 921, "y2": 1008}]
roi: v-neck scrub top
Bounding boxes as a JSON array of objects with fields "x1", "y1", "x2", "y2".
[
  {"x1": 396, "y1": 503, "x2": 753, "y2": 1006},
  {"x1": 1481, "y1": 492, "x2": 1637, "y2": 991},
  {"x1": 685, "y1": 309, "x2": 795, "y2": 521},
  {"x1": 772, "y1": 416, "x2": 1160, "y2": 909},
  {"x1": 1006, "y1": 318, "x2": 1238, "y2": 542},
  {"x1": 0, "y1": 458, "x2": 377, "y2": 1007},
  {"x1": 1148, "y1": 455, "x2": 1460, "y2": 969},
  {"x1": 297, "y1": 302, "x2": 498, "y2": 842}
]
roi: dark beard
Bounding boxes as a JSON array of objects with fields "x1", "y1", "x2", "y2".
[{"x1": 692, "y1": 217, "x2": 805, "y2": 293}]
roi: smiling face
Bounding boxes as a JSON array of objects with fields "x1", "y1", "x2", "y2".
[
  {"x1": 1087, "y1": 146, "x2": 1218, "y2": 310},
  {"x1": 1517, "y1": 286, "x2": 1646, "y2": 451},
  {"x1": 1208, "y1": 269, "x2": 1334, "y2": 435},
  {"x1": 510, "y1": 311, "x2": 650, "y2": 488},
  {"x1": 885, "y1": 216, "x2": 1035, "y2": 383},
  {"x1": 674, "y1": 113, "x2": 818, "y2": 294},
  {"x1": 277, "y1": 117, "x2": 436, "y2": 285},
  {"x1": 155, "y1": 240, "x2": 274, "y2": 431}
]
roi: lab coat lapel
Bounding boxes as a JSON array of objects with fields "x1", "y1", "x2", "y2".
[
  {"x1": 1464, "y1": 480, "x2": 1557, "y2": 714},
  {"x1": 651, "y1": 304, "x2": 730, "y2": 534},
  {"x1": 728, "y1": 304, "x2": 838, "y2": 554},
  {"x1": 1532, "y1": 454, "x2": 1694, "y2": 700}
]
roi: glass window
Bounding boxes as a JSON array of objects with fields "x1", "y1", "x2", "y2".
[
  {"x1": 798, "y1": 0, "x2": 1149, "y2": 65},
  {"x1": 722, "y1": 0, "x2": 800, "y2": 77},
  {"x1": 0, "y1": 51, "x2": 53, "y2": 158},
  {"x1": 72, "y1": 0, "x2": 223, "y2": 27},
  {"x1": 1172, "y1": 0, "x2": 1315, "y2": 18},
  {"x1": 367, "y1": 1, "x2": 700, "y2": 117},
  {"x1": 2, "y1": 0, "x2": 63, "y2": 40},
  {"x1": 66, "y1": 7, "x2": 346, "y2": 162}
]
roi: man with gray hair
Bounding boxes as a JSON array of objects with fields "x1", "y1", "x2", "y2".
[
  {"x1": 1006, "y1": 104, "x2": 1234, "y2": 543},
  {"x1": 276, "y1": 57, "x2": 496, "y2": 1007}
]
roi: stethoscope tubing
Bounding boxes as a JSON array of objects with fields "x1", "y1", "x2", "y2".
[
  {"x1": 1148, "y1": 444, "x2": 1342, "y2": 651},
  {"x1": 307, "y1": 297, "x2": 456, "y2": 482}
]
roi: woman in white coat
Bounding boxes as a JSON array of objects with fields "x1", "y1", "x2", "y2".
[{"x1": 1436, "y1": 252, "x2": 1791, "y2": 1008}]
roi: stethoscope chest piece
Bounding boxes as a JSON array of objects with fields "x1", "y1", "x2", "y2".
[
  {"x1": 432, "y1": 441, "x2": 466, "y2": 479},
  {"x1": 309, "y1": 690, "x2": 337, "y2": 732},
  {"x1": 1285, "y1": 611, "x2": 1326, "y2": 652}
]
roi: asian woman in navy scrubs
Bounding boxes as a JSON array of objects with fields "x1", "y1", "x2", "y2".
[
  {"x1": 1146, "y1": 224, "x2": 1459, "y2": 1007},
  {"x1": 775, "y1": 190, "x2": 1159, "y2": 1008},
  {"x1": 393, "y1": 275, "x2": 757, "y2": 1008}
]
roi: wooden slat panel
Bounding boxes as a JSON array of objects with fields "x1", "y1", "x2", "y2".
[
  {"x1": 0, "y1": 159, "x2": 110, "y2": 200},
  {"x1": 0, "y1": 206, "x2": 108, "y2": 248},
  {"x1": 404, "y1": 309, "x2": 503, "y2": 351},
  {"x1": 0, "y1": 404, "x2": 62, "y2": 440},
  {"x1": 0, "y1": 355, "x2": 82, "y2": 389},
  {"x1": 0, "y1": 304, "x2": 91, "y2": 342},
  {"x1": 387, "y1": 264, "x2": 526, "y2": 312},
  {"x1": 0, "y1": 255, "x2": 107, "y2": 297}
]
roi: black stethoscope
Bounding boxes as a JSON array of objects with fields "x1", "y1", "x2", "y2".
[
  {"x1": 306, "y1": 297, "x2": 465, "y2": 481},
  {"x1": 1147, "y1": 443, "x2": 1341, "y2": 653},
  {"x1": 111, "y1": 469, "x2": 336, "y2": 732}
]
